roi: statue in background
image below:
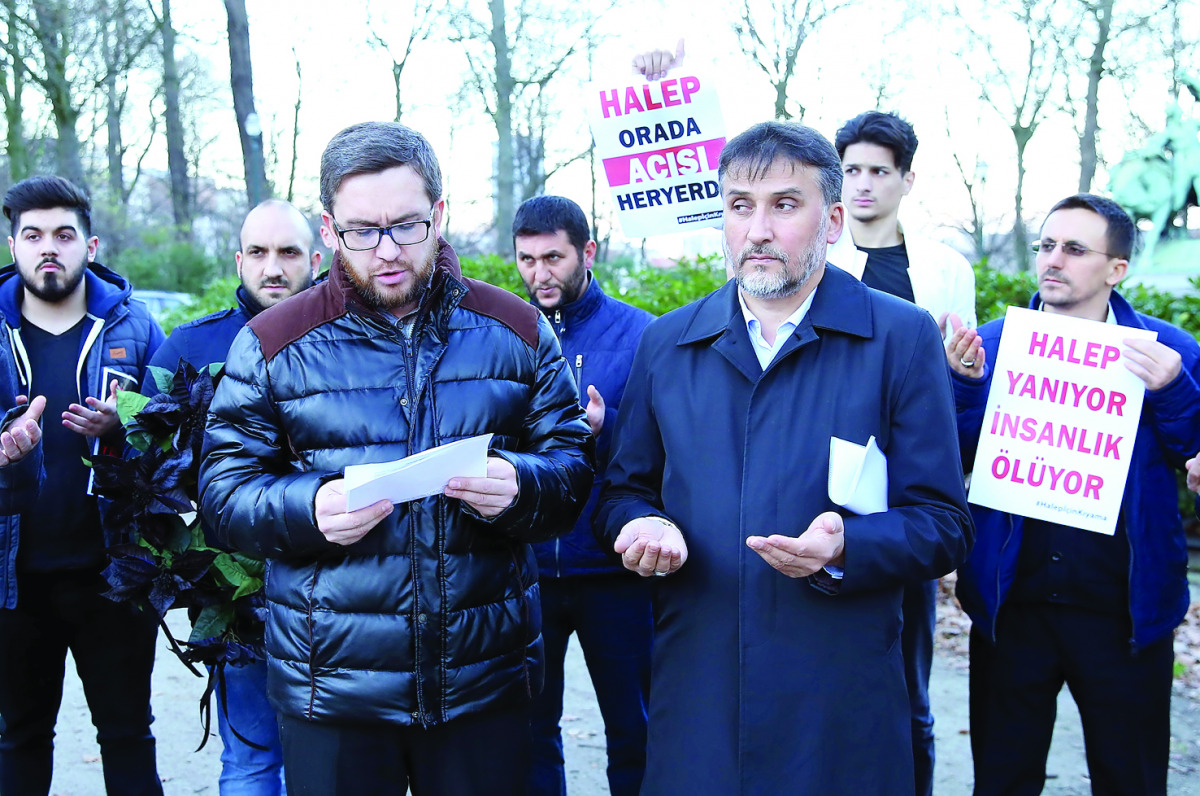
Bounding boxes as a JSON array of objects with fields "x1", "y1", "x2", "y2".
[{"x1": 1110, "y1": 76, "x2": 1200, "y2": 267}]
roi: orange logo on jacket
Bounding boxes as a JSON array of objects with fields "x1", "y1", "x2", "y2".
[{"x1": 109, "y1": 347, "x2": 127, "y2": 359}]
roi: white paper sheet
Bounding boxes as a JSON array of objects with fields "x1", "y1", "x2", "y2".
[
  {"x1": 828, "y1": 435, "x2": 888, "y2": 515},
  {"x1": 344, "y1": 434, "x2": 493, "y2": 511}
]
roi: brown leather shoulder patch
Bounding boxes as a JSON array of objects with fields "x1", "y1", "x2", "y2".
[
  {"x1": 248, "y1": 279, "x2": 347, "y2": 363},
  {"x1": 458, "y1": 279, "x2": 540, "y2": 349}
]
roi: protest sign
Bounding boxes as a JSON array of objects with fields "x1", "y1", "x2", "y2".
[
  {"x1": 967, "y1": 307, "x2": 1155, "y2": 535},
  {"x1": 586, "y1": 71, "x2": 725, "y2": 238}
]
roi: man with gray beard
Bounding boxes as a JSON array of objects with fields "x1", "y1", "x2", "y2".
[{"x1": 595, "y1": 121, "x2": 973, "y2": 794}]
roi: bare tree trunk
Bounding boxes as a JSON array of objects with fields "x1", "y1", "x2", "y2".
[
  {"x1": 1077, "y1": 0, "x2": 1112, "y2": 193},
  {"x1": 286, "y1": 50, "x2": 301, "y2": 203},
  {"x1": 1013, "y1": 126, "x2": 1032, "y2": 272},
  {"x1": 224, "y1": 0, "x2": 268, "y2": 207},
  {"x1": 101, "y1": 6, "x2": 124, "y2": 205},
  {"x1": 490, "y1": 0, "x2": 514, "y2": 253},
  {"x1": 32, "y1": 0, "x2": 85, "y2": 188},
  {"x1": 773, "y1": 81, "x2": 791, "y2": 121},
  {"x1": 160, "y1": 0, "x2": 190, "y2": 235},
  {"x1": 2, "y1": 0, "x2": 30, "y2": 183}
]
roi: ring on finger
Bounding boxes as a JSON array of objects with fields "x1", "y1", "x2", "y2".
[{"x1": 960, "y1": 357, "x2": 976, "y2": 367}]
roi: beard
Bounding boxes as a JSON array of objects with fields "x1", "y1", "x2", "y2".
[
  {"x1": 19, "y1": 256, "x2": 87, "y2": 303},
  {"x1": 524, "y1": 266, "x2": 588, "y2": 310},
  {"x1": 342, "y1": 244, "x2": 437, "y2": 312},
  {"x1": 727, "y1": 217, "x2": 828, "y2": 300},
  {"x1": 242, "y1": 273, "x2": 316, "y2": 314}
]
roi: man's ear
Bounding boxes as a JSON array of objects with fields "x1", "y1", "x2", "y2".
[
  {"x1": 826, "y1": 202, "x2": 845, "y2": 244},
  {"x1": 583, "y1": 240, "x2": 597, "y2": 269},
  {"x1": 319, "y1": 212, "x2": 338, "y2": 250},
  {"x1": 902, "y1": 170, "x2": 915, "y2": 197},
  {"x1": 431, "y1": 199, "x2": 447, "y2": 238},
  {"x1": 235, "y1": 251, "x2": 244, "y2": 279},
  {"x1": 86, "y1": 236, "x2": 99, "y2": 262},
  {"x1": 310, "y1": 250, "x2": 322, "y2": 277},
  {"x1": 1107, "y1": 258, "x2": 1129, "y2": 286}
]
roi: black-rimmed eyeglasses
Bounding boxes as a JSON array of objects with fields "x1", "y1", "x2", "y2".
[{"x1": 333, "y1": 210, "x2": 434, "y2": 251}]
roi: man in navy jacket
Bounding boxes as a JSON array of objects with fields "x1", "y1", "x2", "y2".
[
  {"x1": 144, "y1": 199, "x2": 321, "y2": 796},
  {"x1": 512, "y1": 196, "x2": 653, "y2": 796},
  {"x1": 0, "y1": 175, "x2": 164, "y2": 795},
  {"x1": 947, "y1": 193, "x2": 1200, "y2": 795},
  {"x1": 596, "y1": 121, "x2": 972, "y2": 795}
]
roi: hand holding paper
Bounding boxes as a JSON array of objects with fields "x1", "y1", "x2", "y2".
[
  {"x1": 445, "y1": 457, "x2": 518, "y2": 518},
  {"x1": 1122, "y1": 337, "x2": 1182, "y2": 390},
  {"x1": 344, "y1": 434, "x2": 493, "y2": 511},
  {"x1": 316, "y1": 479, "x2": 393, "y2": 546}
]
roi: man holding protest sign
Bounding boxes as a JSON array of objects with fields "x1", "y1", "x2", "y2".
[{"x1": 947, "y1": 193, "x2": 1200, "y2": 795}]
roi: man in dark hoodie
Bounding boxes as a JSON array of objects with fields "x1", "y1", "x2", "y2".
[
  {"x1": 143, "y1": 198, "x2": 321, "y2": 796},
  {"x1": 512, "y1": 195, "x2": 654, "y2": 796},
  {"x1": 0, "y1": 175, "x2": 164, "y2": 795}
]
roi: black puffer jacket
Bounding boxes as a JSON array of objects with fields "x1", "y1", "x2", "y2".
[{"x1": 199, "y1": 239, "x2": 593, "y2": 726}]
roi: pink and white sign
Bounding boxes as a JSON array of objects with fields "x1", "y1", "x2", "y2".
[
  {"x1": 586, "y1": 72, "x2": 726, "y2": 238},
  {"x1": 967, "y1": 307, "x2": 1155, "y2": 535}
]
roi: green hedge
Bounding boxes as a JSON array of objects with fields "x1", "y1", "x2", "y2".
[
  {"x1": 167, "y1": 257, "x2": 1200, "y2": 527},
  {"x1": 110, "y1": 229, "x2": 223, "y2": 297},
  {"x1": 458, "y1": 252, "x2": 728, "y2": 316}
]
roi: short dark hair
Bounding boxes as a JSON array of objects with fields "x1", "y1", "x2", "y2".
[
  {"x1": 512, "y1": 196, "x2": 591, "y2": 261},
  {"x1": 319, "y1": 122, "x2": 443, "y2": 213},
  {"x1": 719, "y1": 122, "x2": 842, "y2": 207},
  {"x1": 1044, "y1": 193, "x2": 1136, "y2": 260},
  {"x1": 3, "y1": 175, "x2": 92, "y2": 236},
  {"x1": 834, "y1": 111, "x2": 919, "y2": 173}
]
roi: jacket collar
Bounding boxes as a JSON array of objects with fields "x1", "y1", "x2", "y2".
[
  {"x1": 1026, "y1": 287, "x2": 1143, "y2": 330},
  {"x1": 235, "y1": 284, "x2": 263, "y2": 318},
  {"x1": 676, "y1": 263, "x2": 875, "y2": 347},
  {"x1": 534, "y1": 272, "x2": 606, "y2": 330}
]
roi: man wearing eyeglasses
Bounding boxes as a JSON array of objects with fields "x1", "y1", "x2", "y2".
[
  {"x1": 945, "y1": 193, "x2": 1200, "y2": 795},
  {"x1": 199, "y1": 122, "x2": 594, "y2": 796}
]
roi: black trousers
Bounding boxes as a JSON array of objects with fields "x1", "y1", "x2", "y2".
[
  {"x1": 279, "y1": 704, "x2": 532, "y2": 796},
  {"x1": 969, "y1": 602, "x2": 1172, "y2": 796},
  {"x1": 0, "y1": 569, "x2": 162, "y2": 796}
]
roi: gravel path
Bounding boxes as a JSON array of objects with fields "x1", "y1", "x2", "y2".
[{"x1": 44, "y1": 593, "x2": 1200, "y2": 795}]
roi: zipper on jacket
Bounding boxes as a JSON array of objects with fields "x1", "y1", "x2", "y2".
[
  {"x1": 397, "y1": 318, "x2": 429, "y2": 723},
  {"x1": 574, "y1": 354, "x2": 584, "y2": 404}
]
